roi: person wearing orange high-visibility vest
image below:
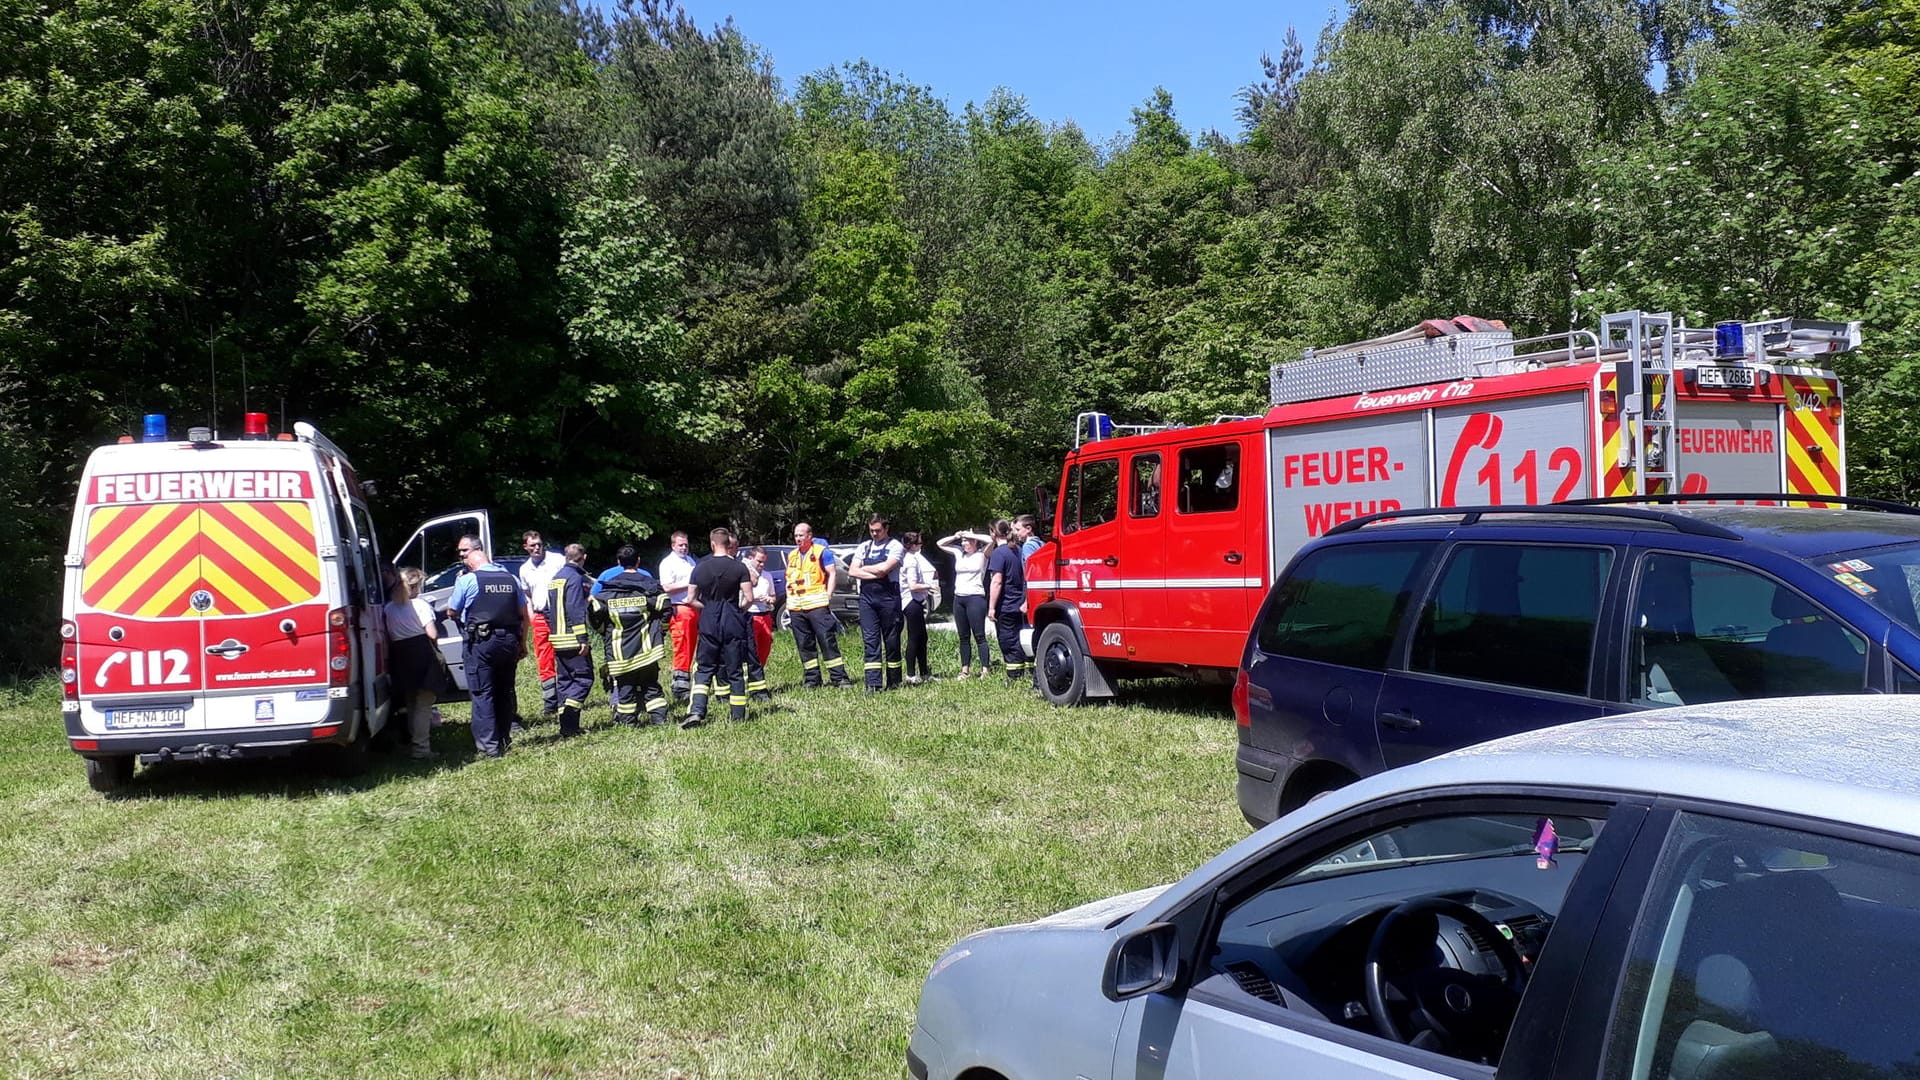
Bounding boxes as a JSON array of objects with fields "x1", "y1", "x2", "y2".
[{"x1": 785, "y1": 522, "x2": 854, "y2": 688}]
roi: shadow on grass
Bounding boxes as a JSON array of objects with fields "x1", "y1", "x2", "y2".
[
  {"x1": 105, "y1": 723, "x2": 491, "y2": 802},
  {"x1": 1114, "y1": 679, "x2": 1234, "y2": 719}
]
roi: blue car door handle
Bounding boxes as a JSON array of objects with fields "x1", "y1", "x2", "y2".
[{"x1": 1380, "y1": 710, "x2": 1421, "y2": 731}]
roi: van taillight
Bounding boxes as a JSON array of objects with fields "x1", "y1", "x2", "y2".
[
  {"x1": 328, "y1": 608, "x2": 351, "y2": 686},
  {"x1": 60, "y1": 620, "x2": 78, "y2": 701},
  {"x1": 1232, "y1": 667, "x2": 1250, "y2": 729}
]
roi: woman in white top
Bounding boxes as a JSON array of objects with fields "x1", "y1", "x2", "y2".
[
  {"x1": 899, "y1": 532, "x2": 940, "y2": 683},
  {"x1": 383, "y1": 566, "x2": 445, "y2": 760},
  {"x1": 938, "y1": 528, "x2": 992, "y2": 677}
]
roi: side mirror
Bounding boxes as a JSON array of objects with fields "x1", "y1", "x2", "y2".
[
  {"x1": 1102, "y1": 922, "x2": 1179, "y2": 1001},
  {"x1": 1033, "y1": 483, "x2": 1056, "y2": 533}
]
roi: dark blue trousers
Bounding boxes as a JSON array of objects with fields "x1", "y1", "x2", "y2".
[
  {"x1": 554, "y1": 644, "x2": 593, "y2": 736},
  {"x1": 859, "y1": 598, "x2": 903, "y2": 689},
  {"x1": 466, "y1": 630, "x2": 521, "y2": 756}
]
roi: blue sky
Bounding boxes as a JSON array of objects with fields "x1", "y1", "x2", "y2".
[{"x1": 675, "y1": 0, "x2": 1346, "y2": 143}]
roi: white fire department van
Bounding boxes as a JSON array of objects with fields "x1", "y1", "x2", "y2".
[
  {"x1": 59, "y1": 412, "x2": 489, "y2": 792},
  {"x1": 1026, "y1": 310, "x2": 1859, "y2": 705}
]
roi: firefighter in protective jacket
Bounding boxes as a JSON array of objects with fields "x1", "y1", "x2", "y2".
[
  {"x1": 545, "y1": 544, "x2": 596, "y2": 738},
  {"x1": 590, "y1": 547, "x2": 674, "y2": 726}
]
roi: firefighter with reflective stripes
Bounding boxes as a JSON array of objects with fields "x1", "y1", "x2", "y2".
[
  {"x1": 448, "y1": 544, "x2": 532, "y2": 757},
  {"x1": 786, "y1": 522, "x2": 854, "y2": 688},
  {"x1": 686, "y1": 527, "x2": 754, "y2": 726},
  {"x1": 544, "y1": 543, "x2": 595, "y2": 738},
  {"x1": 740, "y1": 543, "x2": 776, "y2": 702},
  {"x1": 591, "y1": 545, "x2": 672, "y2": 726},
  {"x1": 848, "y1": 513, "x2": 905, "y2": 691}
]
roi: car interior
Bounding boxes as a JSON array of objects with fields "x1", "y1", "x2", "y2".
[
  {"x1": 1196, "y1": 813, "x2": 1602, "y2": 1067},
  {"x1": 1611, "y1": 820, "x2": 1920, "y2": 1080},
  {"x1": 1634, "y1": 555, "x2": 1866, "y2": 705}
]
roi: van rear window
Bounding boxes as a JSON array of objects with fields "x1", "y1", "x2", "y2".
[{"x1": 81, "y1": 501, "x2": 322, "y2": 617}]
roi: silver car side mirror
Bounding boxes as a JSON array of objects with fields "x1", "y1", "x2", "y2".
[{"x1": 1102, "y1": 922, "x2": 1179, "y2": 1001}]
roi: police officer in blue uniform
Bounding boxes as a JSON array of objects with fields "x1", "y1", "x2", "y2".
[
  {"x1": 545, "y1": 543, "x2": 595, "y2": 739},
  {"x1": 448, "y1": 544, "x2": 533, "y2": 757}
]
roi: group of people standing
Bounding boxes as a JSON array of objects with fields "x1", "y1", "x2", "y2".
[{"x1": 380, "y1": 513, "x2": 1048, "y2": 760}]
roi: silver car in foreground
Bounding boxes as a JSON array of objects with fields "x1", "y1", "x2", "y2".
[{"x1": 911, "y1": 697, "x2": 1920, "y2": 1079}]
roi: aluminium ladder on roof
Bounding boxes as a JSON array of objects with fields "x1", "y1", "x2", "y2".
[{"x1": 1603, "y1": 311, "x2": 1678, "y2": 497}]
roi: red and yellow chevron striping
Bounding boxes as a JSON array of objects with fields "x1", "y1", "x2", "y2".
[
  {"x1": 82, "y1": 501, "x2": 322, "y2": 617},
  {"x1": 1781, "y1": 375, "x2": 1842, "y2": 507}
]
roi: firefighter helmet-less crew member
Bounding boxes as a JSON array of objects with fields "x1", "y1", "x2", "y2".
[
  {"x1": 686, "y1": 527, "x2": 754, "y2": 726},
  {"x1": 592, "y1": 545, "x2": 673, "y2": 726},
  {"x1": 849, "y1": 514, "x2": 905, "y2": 691},
  {"x1": 545, "y1": 544, "x2": 595, "y2": 738},
  {"x1": 785, "y1": 522, "x2": 854, "y2": 688}
]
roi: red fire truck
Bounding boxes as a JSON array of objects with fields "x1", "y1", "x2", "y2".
[{"x1": 1024, "y1": 310, "x2": 1859, "y2": 705}]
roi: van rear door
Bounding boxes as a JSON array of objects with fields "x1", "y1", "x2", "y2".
[{"x1": 74, "y1": 471, "x2": 331, "y2": 733}]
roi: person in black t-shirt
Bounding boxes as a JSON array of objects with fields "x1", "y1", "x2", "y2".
[
  {"x1": 987, "y1": 518, "x2": 1033, "y2": 688},
  {"x1": 685, "y1": 526, "x2": 753, "y2": 726}
]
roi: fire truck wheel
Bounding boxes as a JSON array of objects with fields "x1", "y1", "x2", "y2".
[
  {"x1": 84, "y1": 755, "x2": 134, "y2": 793},
  {"x1": 1035, "y1": 623, "x2": 1089, "y2": 707}
]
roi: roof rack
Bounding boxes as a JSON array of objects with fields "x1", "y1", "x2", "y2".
[
  {"x1": 1322, "y1": 503, "x2": 1745, "y2": 540},
  {"x1": 1563, "y1": 493, "x2": 1920, "y2": 516}
]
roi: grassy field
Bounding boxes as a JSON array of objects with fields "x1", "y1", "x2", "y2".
[{"x1": 0, "y1": 635, "x2": 1245, "y2": 1078}]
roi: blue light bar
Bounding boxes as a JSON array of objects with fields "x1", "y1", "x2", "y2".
[{"x1": 141, "y1": 414, "x2": 167, "y2": 443}]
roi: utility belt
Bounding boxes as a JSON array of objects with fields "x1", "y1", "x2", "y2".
[{"x1": 464, "y1": 622, "x2": 520, "y2": 643}]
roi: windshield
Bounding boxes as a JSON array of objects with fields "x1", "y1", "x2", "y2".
[
  {"x1": 1808, "y1": 542, "x2": 1920, "y2": 634},
  {"x1": 1285, "y1": 814, "x2": 1600, "y2": 883}
]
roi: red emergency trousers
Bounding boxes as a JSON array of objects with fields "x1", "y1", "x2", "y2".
[
  {"x1": 751, "y1": 611, "x2": 775, "y2": 667},
  {"x1": 530, "y1": 612, "x2": 555, "y2": 684},
  {"x1": 670, "y1": 603, "x2": 699, "y2": 672}
]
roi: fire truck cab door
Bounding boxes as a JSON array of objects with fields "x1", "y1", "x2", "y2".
[
  {"x1": 1056, "y1": 455, "x2": 1125, "y2": 654},
  {"x1": 1120, "y1": 451, "x2": 1168, "y2": 653},
  {"x1": 1160, "y1": 438, "x2": 1255, "y2": 665}
]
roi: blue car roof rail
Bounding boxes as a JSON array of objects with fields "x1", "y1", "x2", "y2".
[
  {"x1": 1323, "y1": 504, "x2": 1746, "y2": 540},
  {"x1": 1562, "y1": 492, "x2": 1920, "y2": 516}
]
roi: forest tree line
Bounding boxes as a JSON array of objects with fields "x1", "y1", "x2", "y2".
[{"x1": 2, "y1": 0, "x2": 1916, "y2": 674}]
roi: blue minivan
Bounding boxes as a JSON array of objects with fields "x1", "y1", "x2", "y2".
[{"x1": 1236, "y1": 500, "x2": 1920, "y2": 826}]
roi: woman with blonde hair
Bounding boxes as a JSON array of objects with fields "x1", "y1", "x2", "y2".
[{"x1": 383, "y1": 566, "x2": 445, "y2": 760}]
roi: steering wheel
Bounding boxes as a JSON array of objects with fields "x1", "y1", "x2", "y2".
[{"x1": 1363, "y1": 896, "x2": 1527, "y2": 1061}]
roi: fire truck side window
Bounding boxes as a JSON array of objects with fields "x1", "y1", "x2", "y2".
[
  {"x1": 1410, "y1": 543, "x2": 1612, "y2": 696},
  {"x1": 1177, "y1": 443, "x2": 1239, "y2": 514},
  {"x1": 1072, "y1": 458, "x2": 1120, "y2": 531},
  {"x1": 1130, "y1": 454, "x2": 1162, "y2": 517},
  {"x1": 1256, "y1": 543, "x2": 1432, "y2": 669}
]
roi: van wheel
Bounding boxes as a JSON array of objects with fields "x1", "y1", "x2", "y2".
[
  {"x1": 1036, "y1": 623, "x2": 1089, "y2": 707},
  {"x1": 85, "y1": 755, "x2": 134, "y2": 793}
]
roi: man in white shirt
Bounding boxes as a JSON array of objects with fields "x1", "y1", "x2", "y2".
[
  {"x1": 517, "y1": 529, "x2": 567, "y2": 718},
  {"x1": 658, "y1": 530, "x2": 699, "y2": 700}
]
